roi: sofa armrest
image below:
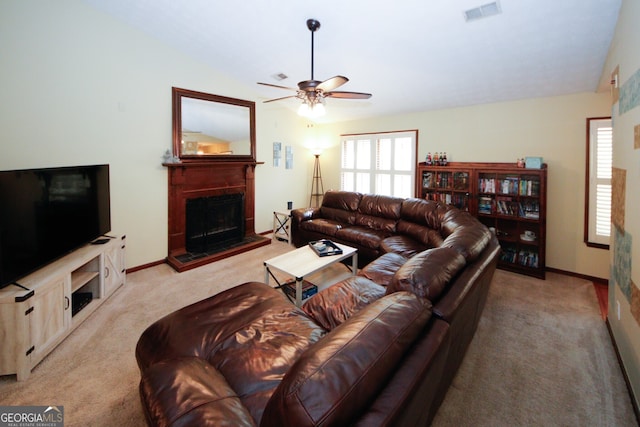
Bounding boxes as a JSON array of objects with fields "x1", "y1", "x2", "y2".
[
  {"x1": 139, "y1": 357, "x2": 256, "y2": 427},
  {"x1": 291, "y1": 207, "x2": 320, "y2": 223}
]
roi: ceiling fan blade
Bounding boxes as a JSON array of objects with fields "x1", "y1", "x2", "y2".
[
  {"x1": 325, "y1": 91, "x2": 372, "y2": 99},
  {"x1": 263, "y1": 95, "x2": 298, "y2": 103},
  {"x1": 258, "y1": 82, "x2": 297, "y2": 91},
  {"x1": 316, "y1": 76, "x2": 348, "y2": 92}
]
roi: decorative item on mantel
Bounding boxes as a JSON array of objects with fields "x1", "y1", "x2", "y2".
[
  {"x1": 163, "y1": 149, "x2": 181, "y2": 164},
  {"x1": 517, "y1": 158, "x2": 525, "y2": 168}
]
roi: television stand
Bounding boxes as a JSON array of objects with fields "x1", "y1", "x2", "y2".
[
  {"x1": 91, "y1": 238, "x2": 110, "y2": 245},
  {"x1": 0, "y1": 235, "x2": 126, "y2": 381}
]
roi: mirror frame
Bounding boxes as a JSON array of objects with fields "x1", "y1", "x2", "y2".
[{"x1": 172, "y1": 87, "x2": 256, "y2": 162}]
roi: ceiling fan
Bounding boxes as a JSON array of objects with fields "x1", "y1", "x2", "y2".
[{"x1": 258, "y1": 19, "x2": 372, "y2": 118}]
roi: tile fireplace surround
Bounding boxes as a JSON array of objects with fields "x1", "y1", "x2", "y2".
[{"x1": 164, "y1": 161, "x2": 270, "y2": 272}]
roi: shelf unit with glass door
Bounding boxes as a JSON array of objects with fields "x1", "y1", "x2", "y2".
[
  {"x1": 416, "y1": 162, "x2": 471, "y2": 211},
  {"x1": 416, "y1": 161, "x2": 547, "y2": 279}
]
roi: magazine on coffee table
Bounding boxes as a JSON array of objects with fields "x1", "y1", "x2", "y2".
[{"x1": 308, "y1": 239, "x2": 343, "y2": 257}]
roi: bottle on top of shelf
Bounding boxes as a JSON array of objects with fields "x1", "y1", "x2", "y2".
[{"x1": 426, "y1": 152, "x2": 432, "y2": 165}]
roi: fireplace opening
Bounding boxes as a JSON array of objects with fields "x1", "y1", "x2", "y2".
[{"x1": 185, "y1": 193, "x2": 245, "y2": 255}]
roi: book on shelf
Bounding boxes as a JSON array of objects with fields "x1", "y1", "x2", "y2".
[
  {"x1": 499, "y1": 176, "x2": 519, "y2": 195},
  {"x1": 500, "y1": 246, "x2": 518, "y2": 263},
  {"x1": 519, "y1": 201, "x2": 540, "y2": 219},
  {"x1": 518, "y1": 250, "x2": 539, "y2": 268},
  {"x1": 479, "y1": 177, "x2": 496, "y2": 193},
  {"x1": 437, "y1": 172, "x2": 451, "y2": 189},
  {"x1": 478, "y1": 196, "x2": 493, "y2": 214},
  {"x1": 519, "y1": 179, "x2": 540, "y2": 196},
  {"x1": 496, "y1": 197, "x2": 517, "y2": 216},
  {"x1": 422, "y1": 172, "x2": 434, "y2": 188}
]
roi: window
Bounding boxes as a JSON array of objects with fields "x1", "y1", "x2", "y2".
[
  {"x1": 340, "y1": 131, "x2": 417, "y2": 198},
  {"x1": 585, "y1": 117, "x2": 612, "y2": 248}
]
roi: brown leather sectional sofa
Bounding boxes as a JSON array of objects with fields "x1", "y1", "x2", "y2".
[{"x1": 135, "y1": 191, "x2": 500, "y2": 426}]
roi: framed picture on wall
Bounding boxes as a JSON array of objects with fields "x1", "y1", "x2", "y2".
[{"x1": 273, "y1": 142, "x2": 282, "y2": 167}]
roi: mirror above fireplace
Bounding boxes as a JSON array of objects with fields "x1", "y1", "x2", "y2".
[{"x1": 172, "y1": 87, "x2": 256, "y2": 161}]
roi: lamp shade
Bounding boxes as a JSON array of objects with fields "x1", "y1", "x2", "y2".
[{"x1": 298, "y1": 101, "x2": 326, "y2": 118}]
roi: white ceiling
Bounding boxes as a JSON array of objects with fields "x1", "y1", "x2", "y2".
[{"x1": 82, "y1": 0, "x2": 621, "y2": 123}]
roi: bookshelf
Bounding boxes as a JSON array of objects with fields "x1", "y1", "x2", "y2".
[
  {"x1": 417, "y1": 162, "x2": 547, "y2": 279},
  {"x1": 417, "y1": 164, "x2": 471, "y2": 211}
]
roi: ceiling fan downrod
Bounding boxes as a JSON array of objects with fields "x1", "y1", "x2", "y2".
[{"x1": 307, "y1": 19, "x2": 320, "y2": 82}]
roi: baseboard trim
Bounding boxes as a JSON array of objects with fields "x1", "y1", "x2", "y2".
[
  {"x1": 546, "y1": 267, "x2": 608, "y2": 285},
  {"x1": 126, "y1": 259, "x2": 166, "y2": 274},
  {"x1": 605, "y1": 319, "x2": 640, "y2": 425}
]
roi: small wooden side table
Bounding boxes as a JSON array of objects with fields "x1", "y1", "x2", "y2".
[{"x1": 272, "y1": 210, "x2": 292, "y2": 244}]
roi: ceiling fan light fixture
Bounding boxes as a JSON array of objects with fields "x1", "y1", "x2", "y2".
[{"x1": 298, "y1": 98, "x2": 326, "y2": 118}]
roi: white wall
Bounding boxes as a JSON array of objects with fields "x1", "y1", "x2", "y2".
[
  {"x1": 320, "y1": 92, "x2": 612, "y2": 278},
  {"x1": 0, "y1": 1, "x2": 311, "y2": 268}
]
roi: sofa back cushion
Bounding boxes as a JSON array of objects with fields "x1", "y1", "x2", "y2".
[
  {"x1": 319, "y1": 191, "x2": 362, "y2": 225},
  {"x1": 355, "y1": 194, "x2": 402, "y2": 232},
  {"x1": 387, "y1": 247, "x2": 466, "y2": 302},
  {"x1": 396, "y1": 220, "x2": 445, "y2": 248},
  {"x1": 399, "y1": 198, "x2": 449, "y2": 230},
  {"x1": 261, "y1": 292, "x2": 431, "y2": 427},
  {"x1": 439, "y1": 209, "x2": 492, "y2": 261}
]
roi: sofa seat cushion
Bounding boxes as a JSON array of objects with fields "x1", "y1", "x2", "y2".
[
  {"x1": 381, "y1": 235, "x2": 429, "y2": 258},
  {"x1": 359, "y1": 252, "x2": 408, "y2": 287},
  {"x1": 136, "y1": 282, "x2": 326, "y2": 425},
  {"x1": 335, "y1": 225, "x2": 389, "y2": 249},
  {"x1": 302, "y1": 276, "x2": 385, "y2": 330},
  {"x1": 299, "y1": 218, "x2": 344, "y2": 237},
  {"x1": 387, "y1": 247, "x2": 466, "y2": 302},
  {"x1": 140, "y1": 357, "x2": 257, "y2": 427},
  {"x1": 261, "y1": 292, "x2": 432, "y2": 427}
]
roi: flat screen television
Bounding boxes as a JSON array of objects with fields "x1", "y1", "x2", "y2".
[{"x1": 0, "y1": 164, "x2": 111, "y2": 289}]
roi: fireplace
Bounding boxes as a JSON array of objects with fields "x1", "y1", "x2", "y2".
[
  {"x1": 186, "y1": 193, "x2": 245, "y2": 253},
  {"x1": 165, "y1": 161, "x2": 270, "y2": 272}
]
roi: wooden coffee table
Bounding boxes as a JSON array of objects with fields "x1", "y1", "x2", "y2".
[{"x1": 264, "y1": 242, "x2": 358, "y2": 307}]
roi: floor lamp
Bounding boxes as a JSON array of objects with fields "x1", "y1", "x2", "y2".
[{"x1": 309, "y1": 152, "x2": 324, "y2": 207}]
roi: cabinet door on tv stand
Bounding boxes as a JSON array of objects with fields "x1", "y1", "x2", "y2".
[
  {"x1": 28, "y1": 278, "x2": 69, "y2": 378},
  {"x1": 103, "y1": 238, "x2": 126, "y2": 297}
]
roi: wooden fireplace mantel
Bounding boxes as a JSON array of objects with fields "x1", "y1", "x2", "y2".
[{"x1": 164, "y1": 160, "x2": 269, "y2": 272}]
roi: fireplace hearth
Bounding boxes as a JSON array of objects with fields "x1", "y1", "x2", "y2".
[{"x1": 165, "y1": 161, "x2": 270, "y2": 272}]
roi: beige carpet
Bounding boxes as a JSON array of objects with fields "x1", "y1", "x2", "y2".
[
  {"x1": 0, "y1": 239, "x2": 636, "y2": 426},
  {"x1": 431, "y1": 271, "x2": 636, "y2": 426}
]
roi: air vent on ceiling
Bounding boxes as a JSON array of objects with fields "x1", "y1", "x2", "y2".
[
  {"x1": 464, "y1": 1, "x2": 502, "y2": 22},
  {"x1": 272, "y1": 72, "x2": 288, "y2": 81}
]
